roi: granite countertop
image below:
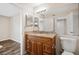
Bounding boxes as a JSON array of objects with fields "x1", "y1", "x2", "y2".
[{"x1": 25, "y1": 31, "x2": 56, "y2": 38}]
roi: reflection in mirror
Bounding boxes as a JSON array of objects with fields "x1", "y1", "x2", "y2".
[
  {"x1": 26, "y1": 15, "x2": 33, "y2": 27},
  {"x1": 33, "y1": 17, "x2": 39, "y2": 32}
]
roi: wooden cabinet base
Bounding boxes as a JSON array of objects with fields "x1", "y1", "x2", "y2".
[{"x1": 25, "y1": 33, "x2": 56, "y2": 55}]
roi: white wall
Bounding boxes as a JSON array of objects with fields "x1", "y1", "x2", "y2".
[
  {"x1": 66, "y1": 11, "x2": 79, "y2": 36},
  {"x1": 21, "y1": 7, "x2": 34, "y2": 54},
  {"x1": 0, "y1": 16, "x2": 11, "y2": 41},
  {"x1": 66, "y1": 12, "x2": 74, "y2": 35},
  {"x1": 0, "y1": 4, "x2": 22, "y2": 43},
  {"x1": 73, "y1": 11, "x2": 79, "y2": 36},
  {"x1": 0, "y1": 14, "x2": 21, "y2": 43},
  {"x1": 10, "y1": 14, "x2": 21, "y2": 43}
]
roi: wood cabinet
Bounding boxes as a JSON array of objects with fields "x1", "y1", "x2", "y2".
[{"x1": 25, "y1": 33, "x2": 56, "y2": 55}]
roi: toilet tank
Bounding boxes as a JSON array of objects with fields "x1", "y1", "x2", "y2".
[{"x1": 60, "y1": 37, "x2": 77, "y2": 52}]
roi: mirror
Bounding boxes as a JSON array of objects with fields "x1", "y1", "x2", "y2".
[
  {"x1": 26, "y1": 15, "x2": 33, "y2": 27},
  {"x1": 33, "y1": 17, "x2": 39, "y2": 31}
]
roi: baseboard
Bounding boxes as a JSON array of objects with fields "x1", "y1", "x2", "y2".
[
  {"x1": 0, "y1": 38, "x2": 20, "y2": 43},
  {"x1": 0, "y1": 38, "x2": 10, "y2": 41},
  {"x1": 9, "y1": 38, "x2": 21, "y2": 43}
]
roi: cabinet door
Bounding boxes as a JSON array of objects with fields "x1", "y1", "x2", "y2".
[
  {"x1": 26, "y1": 39, "x2": 32, "y2": 53},
  {"x1": 43, "y1": 43, "x2": 52, "y2": 55},
  {"x1": 31, "y1": 40, "x2": 37, "y2": 55},
  {"x1": 36, "y1": 41, "x2": 43, "y2": 55}
]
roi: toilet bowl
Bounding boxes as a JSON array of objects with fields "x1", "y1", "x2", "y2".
[{"x1": 60, "y1": 36, "x2": 77, "y2": 55}]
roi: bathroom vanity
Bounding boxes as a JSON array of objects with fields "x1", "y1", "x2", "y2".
[{"x1": 24, "y1": 32, "x2": 56, "y2": 55}]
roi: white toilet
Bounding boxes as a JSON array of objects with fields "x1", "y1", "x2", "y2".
[{"x1": 60, "y1": 36, "x2": 77, "y2": 55}]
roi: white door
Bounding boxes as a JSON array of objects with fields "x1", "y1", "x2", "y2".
[{"x1": 55, "y1": 19, "x2": 65, "y2": 35}]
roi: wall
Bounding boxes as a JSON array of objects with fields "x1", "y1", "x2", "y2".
[
  {"x1": 0, "y1": 14, "x2": 21, "y2": 43},
  {"x1": 21, "y1": 7, "x2": 34, "y2": 54},
  {"x1": 9, "y1": 7, "x2": 24, "y2": 54},
  {"x1": 66, "y1": 11, "x2": 79, "y2": 36},
  {"x1": 10, "y1": 14, "x2": 21, "y2": 43},
  {"x1": 55, "y1": 10, "x2": 79, "y2": 36},
  {"x1": 75, "y1": 5, "x2": 79, "y2": 54},
  {"x1": 66, "y1": 12, "x2": 74, "y2": 35},
  {"x1": 20, "y1": 8, "x2": 26, "y2": 54},
  {"x1": 0, "y1": 16, "x2": 11, "y2": 41},
  {"x1": 73, "y1": 11, "x2": 79, "y2": 36}
]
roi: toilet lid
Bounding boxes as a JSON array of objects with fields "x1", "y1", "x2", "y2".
[{"x1": 62, "y1": 51, "x2": 74, "y2": 55}]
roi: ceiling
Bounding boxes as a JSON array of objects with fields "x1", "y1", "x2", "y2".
[
  {"x1": 34, "y1": 3, "x2": 79, "y2": 16},
  {"x1": 0, "y1": 3, "x2": 19, "y2": 17},
  {"x1": 0, "y1": 3, "x2": 78, "y2": 17},
  {"x1": 16, "y1": 3, "x2": 79, "y2": 16},
  {"x1": 15, "y1": 3, "x2": 43, "y2": 8}
]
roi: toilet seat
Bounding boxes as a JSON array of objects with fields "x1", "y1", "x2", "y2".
[{"x1": 62, "y1": 51, "x2": 74, "y2": 55}]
